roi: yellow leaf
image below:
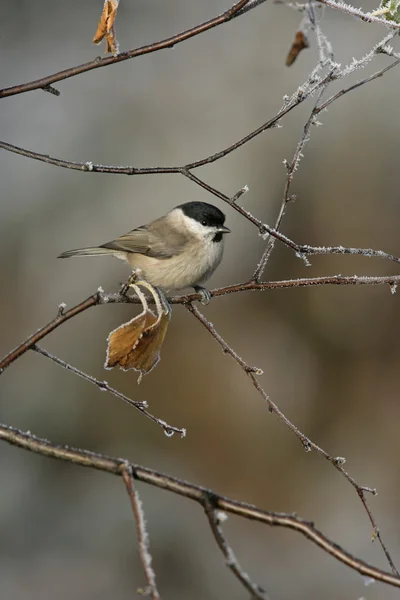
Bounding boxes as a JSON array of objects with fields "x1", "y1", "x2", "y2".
[{"x1": 93, "y1": 0, "x2": 120, "y2": 55}]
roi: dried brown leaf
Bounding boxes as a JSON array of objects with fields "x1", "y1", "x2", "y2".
[
  {"x1": 286, "y1": 31, "x2": 309, "y2": 67},
  {"x1": 93, "y1": 0, "x2": 120, "y2": 55},
  {"x1": 105, "y1": 309, "x2": 170, "y2": 381}
]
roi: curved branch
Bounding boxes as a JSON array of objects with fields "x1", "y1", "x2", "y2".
[
  {"x1": 0, "y1": 0, "x2": 261, "y2": 99},
  {"x1": 0, "y1": 422, "x2": 399, "y2": 588},
  {"x1": 188, "y1": 302, "x2": 400, "y2": 576},
  {"x1": 0, "y1": 72, "x2": 329, "y2": 172},
  {"x1": 32, "y1": 345, "x2": 185, "y2": 437},
  {"x1": 1, "y1": 274, "x2": 400, "y2": 373}
]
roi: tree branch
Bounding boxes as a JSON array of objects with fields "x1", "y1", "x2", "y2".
[
  {"x1": 121, "y1": 464, "x2": 160, "y2": 600},
  {"x1": 187, "y1": 302, "x2": 400, "y2": 576},
  {"x1": 1, "y1": 274, "x2": 400, "y2": 375},
  {"x1": 0, "y1": 423, "x2": 399, "y2": 588},
  {"x1": 32, "y1": 345, "x2": 185, "y2": 438},
  {"x1": 0, "y1": 0, "x2": 261, "y2": 99},
  {"x1": 204, "y1": 497, "x2": 269, "y2": 599}
]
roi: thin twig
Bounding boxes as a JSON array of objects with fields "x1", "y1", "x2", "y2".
[
  {"x1": 253, "y1": 81, "x2": 330, "y2": 281},
  {"x1": 187, "y1": 303, "x2": 400, "y2": 576},
  {"x1": 1, "y1": 274, "x2": 400, "y2": 373},
  {"x1": 204, "y1": 496, "x2": 269, "y2": 599},
  {"x1": 32, "y1": 345, "x2": 185, "y2": 438},
  {"x1": 0, "y1": 71, "x2": 334, "y2": 176},
  {"x1": 253, "y1": 49, "x2": 400, "y2": 281},
  {"x1": 315, "y1": 58, "x2": 400, "y2": 114},
  {"x1": 316, "y1": 0, "x2": 400, "y2": 28},
  {"x1": 0, "y1": 0, "x2": 261, "y2": 99},
  {"x1": 121, "y1": 464, "x2": 161, "y2": 600},
  {"x1": 0, "y1": 422, "x2": 399, "y2": 587}
]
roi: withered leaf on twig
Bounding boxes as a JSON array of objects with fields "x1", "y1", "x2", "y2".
[
  {"x1": 286, "y1": 31, "x2": 309, "y2": 67},
  {"x1": 105, "y1": 280, "x2": 171, "y2": 382},
  {"x1": 93, "y1": 0, "x2": 120, "y2": 56}
]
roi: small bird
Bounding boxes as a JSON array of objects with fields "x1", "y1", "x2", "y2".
[{"x1": 59, "y1": 201, "x2": 230, "y2": 302}]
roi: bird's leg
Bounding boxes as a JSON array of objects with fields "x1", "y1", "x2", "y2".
[
  {"x1": 120, "y1": 270, "x2": 141, "y2": 297},
  {"x1": 193, "y1": 285, "x2": 212, "y2": 305},
  {"x1": 155, "y1": 287, "x2": 172, "y2": 316}
]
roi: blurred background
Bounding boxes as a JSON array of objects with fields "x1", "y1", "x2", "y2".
[{"x1": 1, "y1": 1, "x2": 400, "y2": 598}]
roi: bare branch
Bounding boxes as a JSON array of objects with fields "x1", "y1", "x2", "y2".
[
  {"x1": 32, "y1": 345, "x2": 186, "y2": 438},
  {"x1": 121, "y1": 464, "x2": 161, "y2": 600},
  {"x1": 0, "y1": 0, "x2": 261, "y2": 99},
  {"x1": 316, "y1": 58, "x2": 400, "y2": 113},
  {"x1": 1, "y1": 422, "x2": 399, "y2": 588},
  {"x1": 316, "y1": 0, "x2": 400, "y2": 28},
  {"x1": 204, "y1": 497, "x2": 269, "y2": 599},
  {"x1": 2, "y1": 274, "x2": 400, "y2": 374},
  {"x1": 253, "y1": 81, "x2": 330, "y2": 281},
  {"x1": 187, "y1": 303, "x2": 400, "y2": 575},
  {"x1": 2, "y1": 1, "x2": 400, "y2": 594}
]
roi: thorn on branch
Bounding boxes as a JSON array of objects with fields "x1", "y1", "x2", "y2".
[{"x1": 231, "y1": 184, "x2": 249, "y2": 203}]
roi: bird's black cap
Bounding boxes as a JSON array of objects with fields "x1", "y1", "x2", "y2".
[{"x1": 177, "y1": 201, "x2": 226, "y2": 228}]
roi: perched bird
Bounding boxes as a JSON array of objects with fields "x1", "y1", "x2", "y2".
[{"x1": 59, "y1": 201, "x2": 230, "y2": 302}]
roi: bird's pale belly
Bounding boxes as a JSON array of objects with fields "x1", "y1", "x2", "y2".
[{"x1": 126, "y1": 241, "x2": 224, "y2": 291}]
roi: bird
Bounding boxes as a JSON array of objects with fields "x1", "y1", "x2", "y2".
[{"x1": 59, "y1": 201, "x2": 230, "y2": 302}]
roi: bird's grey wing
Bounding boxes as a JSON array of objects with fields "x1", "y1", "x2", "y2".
[{"x1": 100, "y1": 220, "x2": 187, "y2": 259}]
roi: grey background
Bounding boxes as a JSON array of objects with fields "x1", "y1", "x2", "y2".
[{"x1": 1, "y1": 1, "x2": 400, "y2": 599}]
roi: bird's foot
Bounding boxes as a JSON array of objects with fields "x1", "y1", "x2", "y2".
[
  {"x1": 120, "y1": 271, "x2": 141, "y2": 297},
  {"x1": 194, "y1": 285, "x2": 212, "y2": 305},
  {"x1": 155, "y1": 287, "x2": 172, "y2": 316}
]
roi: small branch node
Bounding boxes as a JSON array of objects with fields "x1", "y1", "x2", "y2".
[
  {"x1": 216, "y1": 510, "x2": 228, "y2": 523},
  {"x1": 231, "y1": 184, "x2": 249, "y2": 203},
  {"x1": 295, "y1": 252, "x2": 312, "y2": 267},
  {"x1": 361, "y1": 486, "x2": 378, "y2": 495},
  {"x1": 57, "y1": 302, "x2": 67, "y2": 316},
  {"x1": 301, "y1": 439, "x2": 312, "y2": 452}
]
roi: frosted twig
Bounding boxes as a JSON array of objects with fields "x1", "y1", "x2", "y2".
[
  {"x1": 253, "y1": 82, "x2": 330, "y2": 281},
  {"x1": 32, "y1": 345, "x2": 185, "y2": 438},
  {"x1": 252, "y1": 39, "x2": 400, "y2": 281},
  {"x1": 121, "y1": 464, "x2": 160, "y2": 600},
  {"x1": 187, "y1": 301, "x2": 400, "y2": 576},
  {"x1": 1, "y1": 423, "x2": 400, "y2": 587},
  {"x1": 204, "y1": 497, "x2": 269, "y2": 599},
  {"x1": 316, "y1": 0, "x2": 400, "y2": 28},
  {"x1": 299, "y1": 244, "x2": 400, "y2": 265},
  {"x1": 307, "y1": 0, "x2": 334, "y2": 64},
  {"x1": 316, "y1": 58, "x2": 400, "y2": 113}
]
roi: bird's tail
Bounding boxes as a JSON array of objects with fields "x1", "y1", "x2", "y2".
[{"x1": 58, "y1": 247, "x2": 116, "y2": 259}]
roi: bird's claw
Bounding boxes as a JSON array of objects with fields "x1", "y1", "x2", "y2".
[{"x1": 194, "y1": 286, "x2": 212, "y2": 305}]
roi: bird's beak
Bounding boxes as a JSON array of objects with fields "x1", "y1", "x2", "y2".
[{"x1": 218, "y1": 225, "x2": 231, "y2": 234}]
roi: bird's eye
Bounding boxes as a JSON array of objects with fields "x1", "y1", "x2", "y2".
[{"x1": 201, "y1": 220, "x2": 207, "y2": 226}]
